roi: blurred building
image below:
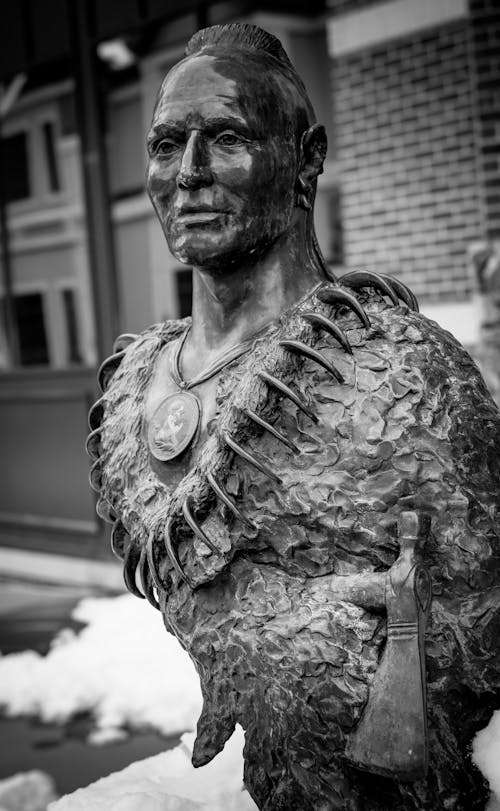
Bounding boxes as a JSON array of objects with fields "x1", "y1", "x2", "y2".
[
  {"x1": 0, "y1": 0, "x2": 498, "y2": 580},
  {"x1": 328, "y1": 0, "x2": 500, "y2": 342}
]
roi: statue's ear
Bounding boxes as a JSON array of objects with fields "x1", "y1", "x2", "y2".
[{"x1": 296, "y1": 124, "x2": 327, "y2": 211}]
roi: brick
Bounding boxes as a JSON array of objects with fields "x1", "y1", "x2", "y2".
[{"x1": 330, "y1": 17, "x2": 489, "y2": 300}]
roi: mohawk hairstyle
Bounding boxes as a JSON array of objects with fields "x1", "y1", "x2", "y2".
[
  {"x1": 186, "y1": 22, "x2": 293, "y2": 66},
  {"x1": 184, "y1": 23, "x2": 314, "y2": 125}
]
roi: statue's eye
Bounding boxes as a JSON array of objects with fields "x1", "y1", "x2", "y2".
[
  {"x1": 154, "y1": 139, "x2": 178, "y2": 156},
  {"x1": 215, "y1": 132, "x2": 244, "y2": 147}
]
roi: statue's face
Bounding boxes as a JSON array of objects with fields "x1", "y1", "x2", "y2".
[{"x1": 146, "y1": 53, "x2": 298, "y2": 269}]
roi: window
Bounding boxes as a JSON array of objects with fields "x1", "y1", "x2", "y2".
[
  {"x1": 13, "y1": 293, "x2": 49, "y2": 366},
  {"x1": 108, "y1": 91, "x2": 145, "y2": 198},
  {"x1": 176, "y1": 268, "x2": 192, "y2": 318},
  {"x1": 0, "y1": 132, "x2": 30, "y2": 203}
]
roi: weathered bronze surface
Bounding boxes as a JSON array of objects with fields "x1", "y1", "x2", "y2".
[{"x1": 88, "y1": 23, "x2": 500, "y2": 810}]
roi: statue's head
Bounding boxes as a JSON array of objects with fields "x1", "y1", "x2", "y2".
[{"x1": 146, "y1": 23, "x2": 327, "y2": 270}]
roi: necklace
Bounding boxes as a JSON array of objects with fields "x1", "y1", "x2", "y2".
[
  {"x1": 147, "y1": 282, "x2": 324, "y2": 462},
  {"x1": 148, "y1": 327, "x2": 263, "y2": 462}
]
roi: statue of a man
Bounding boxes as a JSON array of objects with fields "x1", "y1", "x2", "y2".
[{"x1": 88, "y1": 23, "x2": 500, "y2": 811}]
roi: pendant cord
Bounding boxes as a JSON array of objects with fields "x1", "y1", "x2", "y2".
[
  {"x1": 170, "y1": 281, "x2": 324, "y2": 391},
  {"x1": 170, "y1": 328, "x2": 260, "y2": 390}
]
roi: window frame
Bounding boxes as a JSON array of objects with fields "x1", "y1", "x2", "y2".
[{"x1": 1, "y1": 101, "x2": 66, "y2": 216}]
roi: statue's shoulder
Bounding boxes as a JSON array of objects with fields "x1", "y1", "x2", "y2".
[
  {"x1": 299, "y1": 274, "x2": 500, "y2": 495},
  {"x1": 285, "y1": 278, "x2": 499, "y2": 581},
  {"x1": 362, "y1": 297, "x2": 496, "y2": 418},
  {"x1": 309, "y1": 274, "x2": 496, "y2": 420},
  {"x1": 96, "y1": 318, "x2": 190, "y2": 394}
]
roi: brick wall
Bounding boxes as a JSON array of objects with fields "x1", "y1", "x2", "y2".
[
  {"x1": 332, "y1": 19, "x2": 483, "y2": 301},
  {"x1": 470, "y1": 0, "x2": 500, "y2": 242}
]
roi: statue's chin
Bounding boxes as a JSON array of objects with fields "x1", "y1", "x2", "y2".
[
  {"x1": 170, "y1": 246, "x2": 245, "y2": 273},
  {"x1": 166, "y1": 222, "x2": 289, "y2": 273}
]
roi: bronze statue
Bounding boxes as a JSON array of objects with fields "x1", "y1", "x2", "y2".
[{"x1": 87, "y1": 24, "x2": 500, "y2": 810}]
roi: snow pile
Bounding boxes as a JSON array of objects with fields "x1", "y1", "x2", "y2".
[
  {"x1": 49, "y1": 727, "x2": 257, "y2": 811},
  {"x1": 0, "y1": 594, "x2": 202, "y2": 740},
  {"x1": 473, "y1": 709, "x2": 500, "y2": 810},
  {"x1": 0, "y1": 770, "x2": 57, "y2": 811}
]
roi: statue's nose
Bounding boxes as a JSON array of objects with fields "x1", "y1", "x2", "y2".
[{"x1": 177, "y1": 131, "x2": 213, "y2": 190}]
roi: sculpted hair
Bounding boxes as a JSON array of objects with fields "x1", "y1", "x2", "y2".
[
  {"x1": 186, "y1": 23, "x2": 294, "y2": 67},
  {"x1": 184, "y1": 23, "x2": 316, "y2": 130}
]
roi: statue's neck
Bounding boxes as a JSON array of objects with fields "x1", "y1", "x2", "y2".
[{"x1": 188, "y1": 221, "x2": 321, "y2": 357}]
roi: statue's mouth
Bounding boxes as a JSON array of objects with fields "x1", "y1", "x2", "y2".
[{"x1": 176, "y1": 209, "x2": 228, "y2": 225}]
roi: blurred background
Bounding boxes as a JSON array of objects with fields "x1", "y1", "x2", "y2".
[
  {"x1": 0, "y1": 0, "x2": 499, "y2": 578},
  {"x1": 0, "y1": 0, "x2": 499, "y2": 803}
]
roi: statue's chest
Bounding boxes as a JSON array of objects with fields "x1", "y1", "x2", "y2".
[{"x1": 143, "y1": 344, "x2": 326, "y2": 498}]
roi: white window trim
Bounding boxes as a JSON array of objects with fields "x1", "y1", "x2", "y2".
[
  {"x1": 54, "y1": 279, "x2": 85, "y2": 368},
  {"x1": 4, "y1": 79, "x2": 73, "y2": 115}
]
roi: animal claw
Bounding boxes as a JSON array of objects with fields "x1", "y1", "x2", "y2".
[
  {"x1": 139, "y1": 547, "x2": 160, "y2": 610},
  {"x1": 123, "y1": 543, "x2": 145, "y2": 599},
  {"x1": 223, "y1": 432, "x2": 282, "y2": 484},
  {"x1": 206, "y1": 471, "x2": 255, "y2": 528},
  {"x1": 279, "y1": 339, "x2": 344, "y2": 384},
  {"x1": 88, "y1": 398, "x2": 105, "y2": 431},
  {"x1": 113, "y1": 333, "x2": 138, "y2": 354},
  {"x1": 97, "y1": 497, "x2": 117, "y2": 525},
  {"x1": 88, "y1": 459, "x2": 102, "y2": 492},
  {"x1": 317, "y1": 286, "x2": 371, "y2": 330},
  {"x1": 182, "y1": 497, "x2": 219, "y2": 554},
  {"x1": 164, "y1": 517, "x2": 192, "y2": 588},
  {"x1": 258, "y1": 371, "x2": 318, "y2": 423},
  {"x1": 85, "y1": 428, "x2": 102, "y2": 461},
  {"x1": 146, "y1": 529, "x2": 167, "y2": 592},
  {"x1": 378, "y1": 274, "x2": 419, "y2": 312},
  {"x1": 244, "y1": 408, "x2": 299, "y2": 454},
  {"x1": 98, "y1": 350, "x2": 126, "y2": 393},
  {"x1": 342, "y1": 270, "x2": 400, "y2": 306},
  {"x1": 298, "y1": 193, "x2": 311, "y2": 210},
  {"x1": 110, "y1": 519, "x2": 127, "y2": 559},
  {"x1": 301, "y1": 311, "x2": 353, "y2": 354}
]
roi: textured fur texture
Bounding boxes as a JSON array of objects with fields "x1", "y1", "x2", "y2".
[{"x1": 91, "y1": 283, "x2": 500, "y2": 809}]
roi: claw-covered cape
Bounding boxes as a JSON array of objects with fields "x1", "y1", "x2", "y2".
[{"x1": 88, "y1": 278, "x2": 500, "y2": 810}]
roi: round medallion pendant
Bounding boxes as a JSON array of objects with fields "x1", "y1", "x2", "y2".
[{"x1": 148, "y1": 391, "x2": 201, "y2": 461}]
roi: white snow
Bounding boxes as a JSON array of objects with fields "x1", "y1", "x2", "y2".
[
  {"x1": 0, "y1": 594, "x2": 202, "y2": 741},
  {"x1": 48, "y1": 727, "x2": 257, "y2": 811},
  {"x1": 473, "y1": 709, "x2": 500, "y2": 810},
  {"x1": 0, "y1": 770, "x2": 57, "y2": 811}
]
